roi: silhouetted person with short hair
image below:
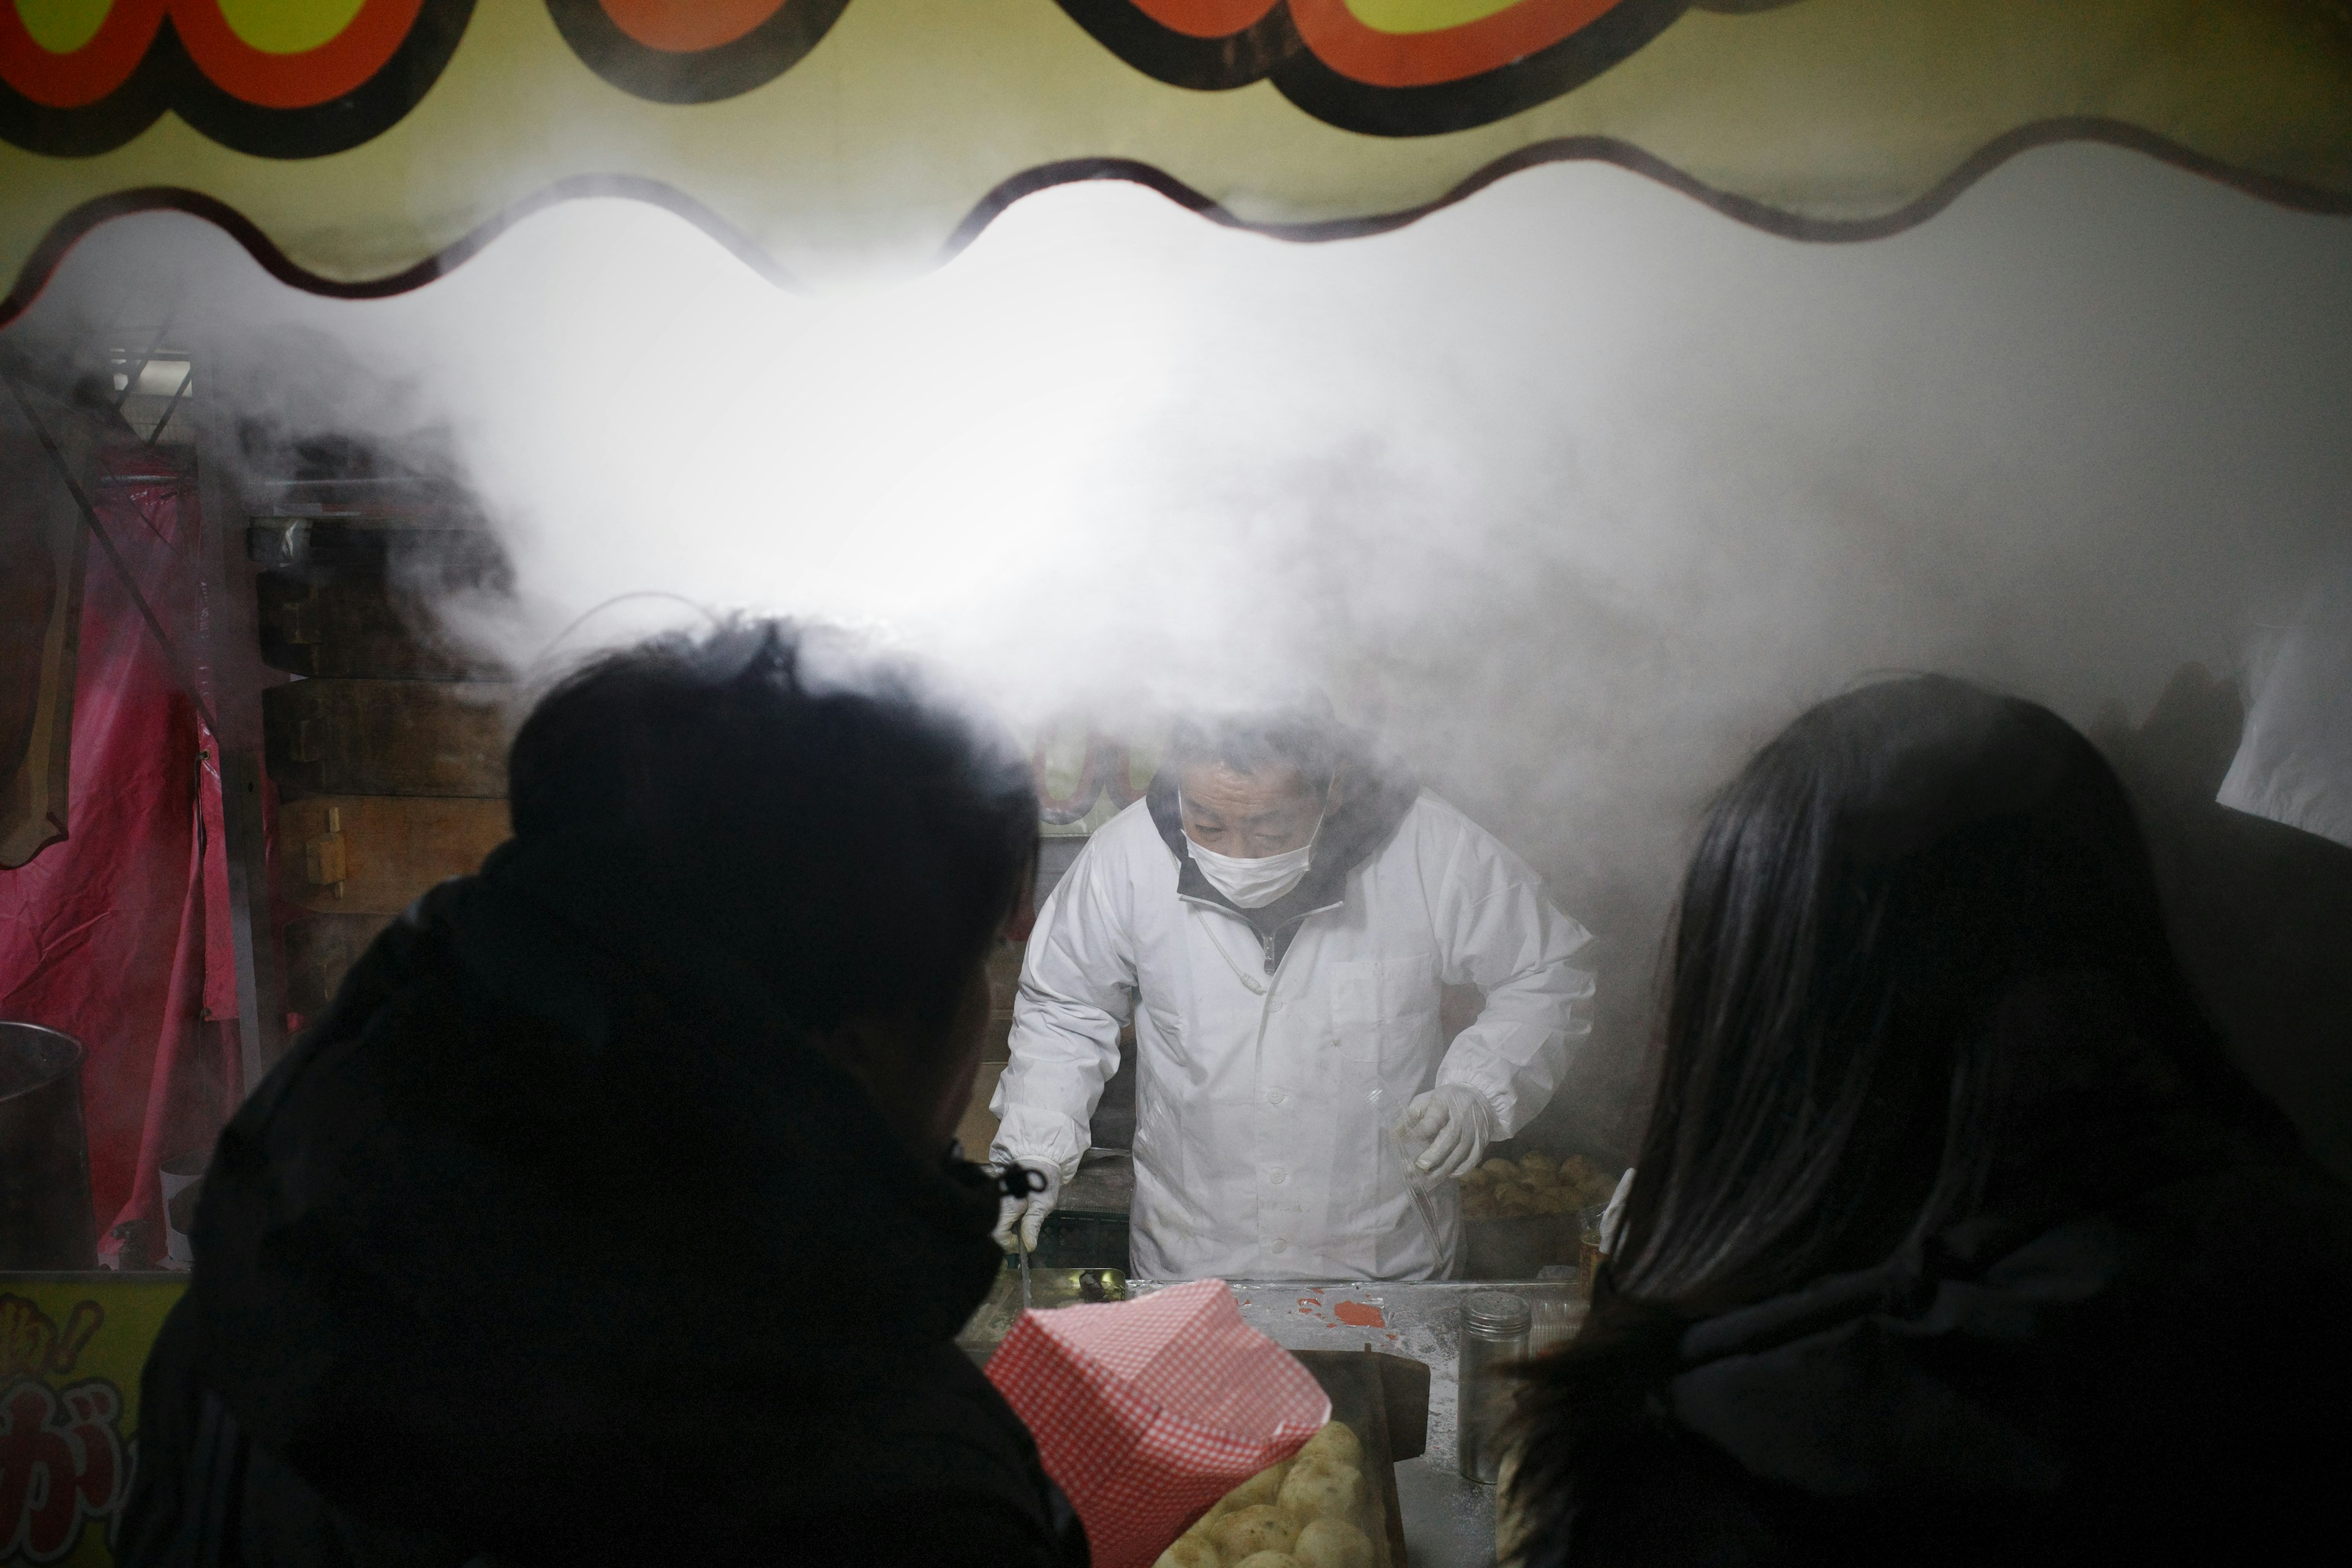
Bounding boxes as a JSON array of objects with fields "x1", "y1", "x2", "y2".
[
  {"x1": 121, "y1": 620, "x2": 1085, "y2": 1568},
  {"x1": 1499, "y1": 674, "x2": 2352, "y2": 1568}
]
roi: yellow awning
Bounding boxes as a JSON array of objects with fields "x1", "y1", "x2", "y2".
[{"x1": 4, "y1": 0, "x2": 2349, "y2": 318}]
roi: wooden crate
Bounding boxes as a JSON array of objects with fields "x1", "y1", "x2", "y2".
[
  {"x1": 283, "y1": 911, "x2": 393, "y2": 1016},
  {"x1": 256, "y1": 572, "x2": 495, "y2": 680},
  {"x1": 278, "y1": 795, "x2": 508, "y2": 915},
  {"x1": 265, "y1": 678, "x2": 514, "y2": 798}
]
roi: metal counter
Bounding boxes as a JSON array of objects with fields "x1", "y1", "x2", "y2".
[{"x1": 1133, "y1": 1277, "x2": 1586, "y2": 1568}]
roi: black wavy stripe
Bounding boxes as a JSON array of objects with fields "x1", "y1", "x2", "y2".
[
  {"x1": 6, "y1": 120, "x2": 2350, "y2": 332},
  {"x1": 187, "y1": 0, "x2": 475, "y2": 157},
  {"x1": 0, "y1": 0, "x2": 474, "y2": 160},
  {"x1": 544, "y1": 0, "x2": 851, "y2": 105},
  {"x1": 1272, "y1": 0, "x2": 1691, "y2": 137},
  {"x1": 0, "y1": 29, "x2": 177, "y2": 156},
  {"x1": 1052, "y1": 0, "x2": 1303, "y2": 90},
  {"x1": 1051, "y1": 0, "x2": 1691, "y2": 135}
]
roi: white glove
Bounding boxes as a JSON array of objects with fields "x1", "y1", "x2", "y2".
[
  {"x1": 1405, "y1": 1085, "x2": 1497, "y2": 1178},
  {"x1": 992, "y1": 1162, "x2": 1062, "y2": 1253}
]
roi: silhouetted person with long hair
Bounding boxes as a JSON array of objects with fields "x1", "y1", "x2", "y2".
[{"x1": 1499, "y1": 675, "x2": 2352, "y2": 1567}]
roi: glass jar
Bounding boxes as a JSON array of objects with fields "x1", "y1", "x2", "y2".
[
  {"x1": 1457, "y1": 1289, "x2": 1532, "y2": 1484},
  {"x1": 1578, "y1": 1203, "x2": 1608, "y2": 1295},
  {"x1": 1528, "y1": 1294, "x2": 1577, "y2": 1357}
]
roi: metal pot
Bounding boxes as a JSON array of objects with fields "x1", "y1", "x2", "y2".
[{"x1": 0, "y1": 1022, "x2": 99, "y2": 1268}]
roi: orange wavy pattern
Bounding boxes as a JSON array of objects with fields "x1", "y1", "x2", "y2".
[
  {"x1": 0, "y1": 0, "x2": 167, "y2": 108},
  {"x1": 598, "y1": 0, "x2": 792, "y2": 53},
  {"x1": 1297, "y1": 0, "x2": 1628, "y2": 88},
  {"x1": 0, "y1": 0, "x2": 424, "y2": 111},
  {"x1": 1131, "y1": 0, "x2": 1633, "y2": 85}
]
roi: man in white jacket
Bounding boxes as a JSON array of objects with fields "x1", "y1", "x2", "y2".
[{"x1": 990, "y1": 703, "x2": 1595, "y2": 1280}]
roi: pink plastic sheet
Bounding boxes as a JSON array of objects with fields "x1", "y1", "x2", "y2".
[{"x1": 0, "y1": 445, "x2": 242, "y2": 1251}]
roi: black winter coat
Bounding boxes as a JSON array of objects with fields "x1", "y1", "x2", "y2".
[
  {"x1": 119, "y1": 834, "x2": 1086, "y2": 1568},
  {"x1": 1503, "y1": 1132, "x2": 2352, "y2": 1566}
]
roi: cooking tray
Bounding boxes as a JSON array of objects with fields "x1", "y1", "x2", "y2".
[
  {"x1": 956, "y1": 1262, "x2": 1127, "y2": 1362},
  {"x1": 1291, "y1": 1349, "x2": 1430, "y2": 1568}
]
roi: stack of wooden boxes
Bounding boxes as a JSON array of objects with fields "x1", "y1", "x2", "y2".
[{"x1": 253, "y1": 497, "x2": 515, "y2": 1021}]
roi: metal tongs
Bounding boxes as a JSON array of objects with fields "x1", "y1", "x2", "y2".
[
  {"x1": 998, "y1": 1163, "x2": 1050, "y2": 1313},
  {"x1": 1371, "y1": 1087, "x2": 1447, "y2": 1254}
]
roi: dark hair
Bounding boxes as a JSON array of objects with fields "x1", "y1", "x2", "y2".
[
  {"x1": 1164, "y1": 694, "x2": 1344, "y2": 794},
  {"x1": 505, "y1": 619, "x2": 1036, "y2": 1039},
  {"x1": 1605, "y1": 674, "x2": 2260, "y2": 1314}
]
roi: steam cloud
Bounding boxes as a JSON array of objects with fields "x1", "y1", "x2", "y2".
[{"x1": 13, "y1": 143, "x2": 2351, "y2": 1154}]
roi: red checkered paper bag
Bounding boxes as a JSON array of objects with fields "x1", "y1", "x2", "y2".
[{"x1": 986, "y1": 1278, "x2": 1332, "y2": 1568}]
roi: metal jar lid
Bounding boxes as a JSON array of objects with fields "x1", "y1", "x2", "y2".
[{"x1": 1463, "y1": 1290, "x2": 1532, "y2": 1336}]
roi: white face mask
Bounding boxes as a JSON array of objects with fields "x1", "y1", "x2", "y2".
[{"x1": 1186, "y1": 828, "x2": 1319, "y2": 909}]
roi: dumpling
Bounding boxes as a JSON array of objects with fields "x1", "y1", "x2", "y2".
[
  {"x1": 1156, "y1": 1539, "x2": 1222, "y2": 1568},
  {"x1": 1295, "y1": 1518, "x2": 1376, "y2": 1568},
  {"x1": 1211, "y1": 1504, "x2": 1303, "y2": 1560},
  {"x1": 1296, "y1": 1421, "x2": 1363, "y2": 1471},
  {"x1": 1183, "y1": 1496, "x2": 1231, "y2": 1541},
  {"x1": 1231, "y1": 1555, "x2": 1304, "y2": 1568},
  {"x1": 1224, "y1": 1461, "x2": 1291, "y2": 1510},
  {"x1": 1277, "y1": 1460, "x2": 1366, "y2": 1523}
]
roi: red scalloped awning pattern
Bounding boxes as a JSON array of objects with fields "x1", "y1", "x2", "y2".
[{"x1": 0, "y1": 1, "x2": 426, "y2": 111}]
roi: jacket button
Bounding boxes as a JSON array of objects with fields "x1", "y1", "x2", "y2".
[
  {"x1": 1268, "y1": 1167, "x2": 1287, "y2": 1185},
  {"x1": 1267, "y1": 1238, "x2": 1289, "y2": 1254}
]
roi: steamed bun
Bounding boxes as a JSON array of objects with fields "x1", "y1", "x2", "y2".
[
  {"x1": 1231, "y1": 1555, "x2": 1304, "y2": 1568},
  {"x1": 1295, "y1": 1518, "x2": 1376, "y2": 1568},
  {"x1": 1156, "y1": 1540, "x2": 1221, "y2": 1568},
  {"x1": 1296, "y1": 1421, "x2": 1363, "y2": 1471},
  {"x1": 1211, "y1": 1504, "x2": 1303, "y2": 1559},
  {"x1": 1277, "y1": 1460, "x2": 1366, "y2": 1522},
  {"x1": 1224, "y1": 1461, "x2": 1291, "y2": 1510},
  {"x1": 1183, "y1": 1497, "x2": 1231, "y2": 1542}
]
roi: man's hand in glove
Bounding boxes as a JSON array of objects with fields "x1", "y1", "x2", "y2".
[
  {"x1": 1405, "y1": 1086, "x2": 1497, "y2": 1179},
  {"x1": 992, "y1": 1162, "x2": 1062, "y2": 1253}
]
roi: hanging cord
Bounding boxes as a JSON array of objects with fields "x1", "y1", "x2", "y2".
[
  {"x1": 2, "y1": 363, "x2": 220, "y2": 739},
  {"x1": 520, "y1": 590, "x2": 726, "y2": 688}
]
